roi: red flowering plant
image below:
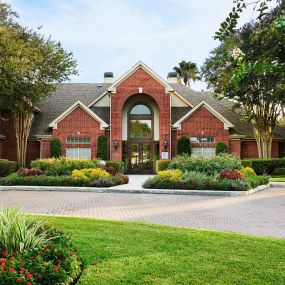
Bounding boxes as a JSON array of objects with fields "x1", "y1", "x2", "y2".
[
  {"x1": 17, "y1": 168, "x2": 44, "y2": 177},
  {"x1": 219, "y1": 169, "x2": 244, "y2": 180},
  {"x1": 0, "y1": 208, "x2": 82, "y2": 285}
]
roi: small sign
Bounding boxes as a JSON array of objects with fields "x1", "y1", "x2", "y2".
[{"x1": 161, "y1": 151, "x2": 169, "y2": 160}]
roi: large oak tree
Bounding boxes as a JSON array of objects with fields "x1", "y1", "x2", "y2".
[{"x1": 0, "y1": 2, "x2": 77, "y2": 166}]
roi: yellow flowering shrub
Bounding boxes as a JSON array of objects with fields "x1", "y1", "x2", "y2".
[
  {"x1": 157, "y1": 169, "x2": 182, "y2": 181},
  {"x1": 240, "y1": 167, "x2": 256, "y2": 176},
  {"x1": 72, "y1": 168, "x2": 110, "y2": 181}
]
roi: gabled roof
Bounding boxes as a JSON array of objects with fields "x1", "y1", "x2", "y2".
[
  {"x1": 173, "y1": 100, "x2": 234, "y2": 130},
  {"x1": 48, "y1": 101, "x2": 108, "y2": 130},
  {"x1": 108, "y1": 61, "x2": 174, "y2": 93}
]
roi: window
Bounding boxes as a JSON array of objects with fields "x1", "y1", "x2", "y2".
[
  {"x1": 66, "y1": 137, "x2": 91, "y2": 144},
  {"x1": 191, "y1": 147, "x2": 215, "y2": 157},
  {"x1": 190, "y1": 137, "x2": 215, "y2": 144},
  {"x1": 66, "y1": 147, "x2": 91, "y2": 159},
  {"x1": 129, "y1": 120, "x2": 152, "y2": 138},
  {"x1": 130, "y1": 104, "x2": 151, "y2": 115}
]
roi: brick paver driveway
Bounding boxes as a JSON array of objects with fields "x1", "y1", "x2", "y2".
[{"x1": 0, "y1": 187, "x2": 284, "y2": 238}]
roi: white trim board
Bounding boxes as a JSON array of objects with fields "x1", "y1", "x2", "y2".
[
  {"x1": 172, "y1": 100, "x2": 234, "y2": 130},
  {"x1": 48, "y1": 101, "x2": 108, "y2": 130},
  {"x1": 107, "y1": 61, "x2": 174, "y2": 93}
]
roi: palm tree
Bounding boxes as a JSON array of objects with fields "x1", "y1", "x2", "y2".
[{"x1": 173, "y1": 60, "x2": 200, "y2": 87}]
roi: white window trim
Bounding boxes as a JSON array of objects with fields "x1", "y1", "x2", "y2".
[{"x1": 66, "y1": 147, "x2": 91, "y2": 159}]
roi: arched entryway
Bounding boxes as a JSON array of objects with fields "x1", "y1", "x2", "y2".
[{"x1": 122, "y1": 95, "x2": 160, "y2": 174}]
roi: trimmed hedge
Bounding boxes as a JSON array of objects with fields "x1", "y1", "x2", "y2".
[
  {"x1": 106, "y1": 160, "x2": 123, "y2": 174},
  {"x1": 242, "y1": 158, "x2": 285, "y2": 175},
  {"x1": 215, "y1": 142, "x2": 228, "y2": 155},
  {"x1": 170, "y1": 154, "x2": 242, "y2": 176},
  {"x1": 50, "y1": 138, "x2": 62, "y2": 158},
  {"x1": 0, "y1": 159, "x2": 17, "y2": 177},
  {"x1": 272, "y1": 167, "x2": 285, "y2": 176},
  {"x1": 155, "y1": 160, "x2": 171, "y2": 173},
  {"x1": 31, "y1": 157, "x2": 99, "y2": 176}
]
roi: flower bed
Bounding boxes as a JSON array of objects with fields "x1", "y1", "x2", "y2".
[
  {"x1": 0, "y1": 208, "x2": 81, "y2": 284},
  {"x1": 143, "y1": 169, "x2": 269, "y2": 191},
  {"x1": 0, "y1": 158, "x2": 128, "y2": 188}
]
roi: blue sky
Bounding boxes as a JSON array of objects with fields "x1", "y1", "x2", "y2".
[{"x1": 7, "y1": 0, "x2": 277, "y2": 90}]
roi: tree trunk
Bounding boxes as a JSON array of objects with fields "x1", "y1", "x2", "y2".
[
  {"x1": 252, "y1": 125, "x2": 273, "y2": 158},
  {"x1": 12, "y1": 112, "x2": 34, "y2": 167}
]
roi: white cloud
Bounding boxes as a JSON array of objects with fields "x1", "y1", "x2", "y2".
[{"x1": 5, "y1": 0, "x2": 279, "y2": 91}]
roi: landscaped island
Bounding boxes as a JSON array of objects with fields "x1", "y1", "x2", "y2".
[
  {"x1": 0, "y1": 158, "x2": 128, "y2": 188},
  {"x1": 144, "y1": 155, "x2": 269, "y2": 191}
]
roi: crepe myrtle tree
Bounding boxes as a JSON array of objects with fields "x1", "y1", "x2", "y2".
[
  {"x1": 202, "y1": 3, "x2": 285, "y2": 158},
  {"x1": 0, "y1": 3, "x2": 78, "y2": 166},
  {"x1": 214, "y1": 0, "x2": 282, "y2": 41}
]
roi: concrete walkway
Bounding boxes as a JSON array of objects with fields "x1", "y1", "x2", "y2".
[
  {"x1": 0, "y1": 186, "x2": 284, "y2": 238},
  {"x1": 110, "y1": 175, "x2": 152, "y2": 190}
]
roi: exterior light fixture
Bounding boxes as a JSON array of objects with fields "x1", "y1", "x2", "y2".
[
  {"x1": 114, "y1": 140, "x2": 119, "y2": 150},
  {"x1": 164, "y1": 139, "x2": 167, "y2": 150}
]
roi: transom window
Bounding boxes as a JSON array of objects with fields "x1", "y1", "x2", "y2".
[
  {"x1": 66, "y1": 147, "x2": 91, "y2": 159},
  {"x1": 66, "y1": 137, "x2": 91, "y2": 144},
  {"x1": 190, "y1": 137, "x2": 215, "y2": 144},
  {"x1": 130, "y1": 104, "x2": 151, "y2": 115},
  {"x1": 191, "y1": 147, "x2": 215, "y2": 157}
]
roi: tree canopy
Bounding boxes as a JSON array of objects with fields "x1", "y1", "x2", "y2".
[
  {"x1": 173, "y1": 60, "x2": 200, "y2": 87},
  {"x1": 0, "y1": 2, "x2": 78, "y2": 166},
  {"x1": 202, "y1": 3, "x2": 285, "y2": 158}
]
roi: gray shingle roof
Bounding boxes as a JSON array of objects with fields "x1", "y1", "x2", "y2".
[
  {"x1": 30, "y1": 83, "x2": 110, "y2": 136},
  {"x1": 29, "y1": 82, "x2": 285, "y2": 139},
  {"x1": 170, "y1": 83, "x2": 284, "y2": 139}
]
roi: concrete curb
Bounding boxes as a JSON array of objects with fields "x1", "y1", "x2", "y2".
[
  {"x1": 270, "y1": 182, "x2": 285, "y2": 188},
  {"x1": 0, "y1": 184, "x2": 270, "y2": 196}
]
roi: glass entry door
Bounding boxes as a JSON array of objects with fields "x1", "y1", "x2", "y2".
[{"x1": 129, "y1": 143, "x2": 152, "y2": 173}]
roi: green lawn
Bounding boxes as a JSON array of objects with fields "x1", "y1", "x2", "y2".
[
  {"x1": 41, "y1": 216, "x2": 285, "y2": 285},
  {"x1": 270, "y1": 176, "x2": 285, "y2": 182}
]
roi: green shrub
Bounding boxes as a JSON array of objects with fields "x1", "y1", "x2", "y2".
[
  {"x1": 244, "y1": 174, "x2": 269, "y2": 188},
  {"x1": 155, "y1": 160, "x2": 171, "y2": 173},
  {"x1": 0, "y1": 208, "x2": 81, "y2": 285},
  {"x1": 169, "y1": 154, "x2": 242, "y2": 176},
  {"x1": 97, "y1": 135, "x2": 108, "y2": 160},
  {"x1": 177, "y1": 136, "x2": 191, "y2": 155},
  {"x1": 0, "y1": 159, "x2": 17, "y2": 177},
  {"x1": 241, "y1": 158, "x2": 285, "y2": 175},
  {"x1": 106, "y1": 160, "x2": 123, "y2": 174},
  {"x1": 31, "y1": 157, "x2": 98, "y2": 176},
  {"x1": 0, "y1": 173, "x2": 89, "y2": 187},
  {"x1": 272, "y1": 167, "x2": 285, "y2": 176},
  {"x1": 215, "y1": 142, "x2": 228, "y2": 155},
  {"x1": 50, "y1": 138, "x2": 62, "y2": 158}
]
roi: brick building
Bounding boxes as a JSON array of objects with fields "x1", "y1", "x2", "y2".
[{"x1": 1, "y1": 61, "x2": 285, "y2": 173}]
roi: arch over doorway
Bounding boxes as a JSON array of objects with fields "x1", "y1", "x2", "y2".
[{"x1": 122, "y1": 94, "x2": 160, "y2": 173}]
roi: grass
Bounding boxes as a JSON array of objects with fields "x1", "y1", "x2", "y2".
[
  {"x1": 39, "y1": 215, "x2": 285, "y2": 285},
  {"x1": 270, "y1": 175, "x2": 285, "y2": 182}
]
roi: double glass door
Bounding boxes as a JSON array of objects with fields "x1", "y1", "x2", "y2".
[{"x1": 129, "y1": 143, "x2": 151, "y2": 173}]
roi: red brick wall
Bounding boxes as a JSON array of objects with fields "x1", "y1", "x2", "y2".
[
  {"x1": 27, "y1": 140, "x2": 40, "y2": 164},
  {"x1": 111, "y1": 67, "x2": 171, "y2": 160},
  {"x1": 52, "y1": 106, "x2": 104, "y2": 158},
  {"x1": 241, "y1": 140, "x2": 280, "y2": 158},
  {"x1": 177, "y1": 106, "x2": 229, "y2": 150},
  {"x1": 0, "y1": 111, "x2": 17, "y2": 161},
  {"x1": 229, "y1": 140, "x2": 241, "y2": 157}
]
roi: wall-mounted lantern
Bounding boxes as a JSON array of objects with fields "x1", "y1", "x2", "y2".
[
  {"x1": 114, "y1": 140, "x2": 119, "y2": 150},
  {"x1": 164, "y1": 138, "x2": 168, "y2": 150}
]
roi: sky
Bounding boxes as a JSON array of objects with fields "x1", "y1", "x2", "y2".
[{"x1": 6, "y1": 0, "x2": 278, "y2": 91}]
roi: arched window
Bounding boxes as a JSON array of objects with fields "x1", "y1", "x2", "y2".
[{"x1": 129, "y1": 103, "x2": 153, "y2": 139}]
